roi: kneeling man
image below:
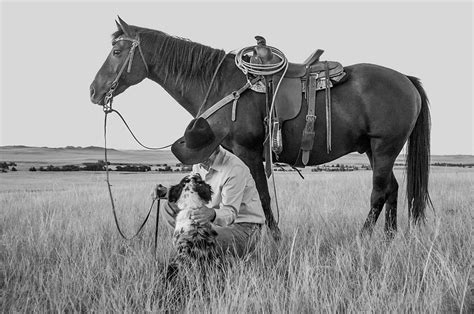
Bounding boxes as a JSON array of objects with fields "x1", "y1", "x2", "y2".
[{"x1": 162, "y1": 117, "x2": 265, "y2": 257}]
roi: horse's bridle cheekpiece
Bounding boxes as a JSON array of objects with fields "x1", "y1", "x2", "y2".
[{"x1": 103, "y1": 34, "x2": 149, "y2": 112}]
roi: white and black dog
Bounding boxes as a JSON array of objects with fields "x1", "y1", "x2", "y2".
[{"x1": 168, "y1": 173, "x2": 217, "y2": 263}]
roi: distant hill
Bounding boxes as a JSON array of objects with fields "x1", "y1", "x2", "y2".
[
  {"x1": 0, "y1": 145, "x2": 178, "y2": 166},
  {"x1": 1, "y1": 145, "x2": 473, "y2": 168},
  {"x1": 0, "y1": 145, "x2": 117, "y2": 152}
]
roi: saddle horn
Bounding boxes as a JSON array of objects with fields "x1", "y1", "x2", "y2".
[{"x1": 254, "y1": 35, "x2": 275, "y2": 64}]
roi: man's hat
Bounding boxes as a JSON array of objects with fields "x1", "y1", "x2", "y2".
[{"x1": 171, "y1": 117, "x2": 226, "y2": 165}]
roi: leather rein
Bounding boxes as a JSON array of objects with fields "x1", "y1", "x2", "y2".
[
  {"x1": 101, "y1": 34, "x2": 167, "y2": 255},
  {"x1": 99, "y1": 35, "x2": 257, "y2": 250}
]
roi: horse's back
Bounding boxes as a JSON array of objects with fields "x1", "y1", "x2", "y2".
[
  {"x1": 345, "y1": 63, "x2": 420, "y2": 100},
  {"x1": 279, "y1": 63, "x2": 422, "y2": 165},
  {"x1": 343, "y1": 63, "x2": 422, "y2": 137}
]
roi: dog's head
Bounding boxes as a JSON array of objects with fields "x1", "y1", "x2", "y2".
[{"x1": 168, "y1": 173, "x2": 213, "y2": 206}]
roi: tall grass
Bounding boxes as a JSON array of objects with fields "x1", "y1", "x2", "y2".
[{"x1": 1, "y1": 169, "x2": 472, "y2": 312}]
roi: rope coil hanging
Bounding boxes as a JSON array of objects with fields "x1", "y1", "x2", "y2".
[{"x1": 234, "y1": 45, "x2": 288, "y2": 76}]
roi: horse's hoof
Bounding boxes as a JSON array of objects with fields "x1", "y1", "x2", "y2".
[{"x1": 270, "y1": 225, "x2": 282, "y2": 242}]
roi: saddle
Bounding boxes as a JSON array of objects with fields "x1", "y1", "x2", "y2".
[{"x1": 249, "y1": 36, "x2": 347, "y2": 172}]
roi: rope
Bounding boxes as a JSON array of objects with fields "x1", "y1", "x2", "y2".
[
  {"x1": 105, "y1": 108, "x2": 172, "y2": 150},
  {"x1": 271, "y1": 168, "x2": 280, "y2": 224},
  {"x1": 100, "y1": 35, "x2": 166, "y2": 255},
  {"x1": 234, "y1": 46, "x2": 288, "y2": 76},
  {"x1": 103, "y1": 112, "x2": 161, "y2": 247}
]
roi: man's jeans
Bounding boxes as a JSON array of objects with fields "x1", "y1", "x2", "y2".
[{"x1": 162, "y1": 201, "x2": 262, "y2": 258}]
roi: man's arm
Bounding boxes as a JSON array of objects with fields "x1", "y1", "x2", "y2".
[
  {"x1": 162, "y1": 201, "x2": 179, "y2": 229},
  {"x1": 190, "y1": 165, "x2": 246, "y2": 226},
  {"x1": 213, "y1": 165, "x2": 246, "y2": 226},
  {"x1": 190, "y1": 206, "x2": 216, "y2": 224}
]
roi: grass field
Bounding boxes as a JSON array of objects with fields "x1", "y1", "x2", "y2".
[{"x1": 1, "y1": 167, "x2": 473, "y2": 312}]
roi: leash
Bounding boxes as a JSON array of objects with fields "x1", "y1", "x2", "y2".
[
  {"x1": 103, "y1": 110, "x2": 164, "y2": 255},
  {"x1": 100, "y1": 34, "x2": 171, "y2": 255},
  {"x1": 104, "y1": 107, "x2": 172, "y2": 150}
]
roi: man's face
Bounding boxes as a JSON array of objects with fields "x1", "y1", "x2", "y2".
[{"x1": 200, "y1": 147, "x2": 220, "y2": 169}]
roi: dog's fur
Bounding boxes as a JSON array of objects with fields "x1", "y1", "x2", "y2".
[{"x1": 168, "y1": 173, "x2": 217, "y2": 264}]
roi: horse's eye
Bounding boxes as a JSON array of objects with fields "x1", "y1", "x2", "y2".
[{"x1": 113, "y1": 50, "x2": 121, "y2": 56}]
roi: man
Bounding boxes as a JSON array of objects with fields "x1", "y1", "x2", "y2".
[{"x1": 160, "y1": 117, "x2": 265, "y2": 257}]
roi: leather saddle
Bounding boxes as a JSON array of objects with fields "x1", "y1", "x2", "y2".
[
  {"x1": 250, "y1": 36, "x2": 346, "y2": 123},
  {"x1": 250, "y1": 36, "x2": 347, "y2": 168}
]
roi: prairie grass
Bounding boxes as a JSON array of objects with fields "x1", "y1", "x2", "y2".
[{"x1": 1, "y1": 169, "x2": 472, "y2": 312}]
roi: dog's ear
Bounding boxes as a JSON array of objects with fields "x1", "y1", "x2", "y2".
[
  {"x1": 196, "y1": 182, "x2": 213, "y2": 204},
  {"x1": 168, "y1": 184, "x2": 183, "y2": 203}
]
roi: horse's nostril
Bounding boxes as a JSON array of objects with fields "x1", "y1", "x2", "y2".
[{"x1": 90, "y1": 85, "x2": 95, "y2": 98}]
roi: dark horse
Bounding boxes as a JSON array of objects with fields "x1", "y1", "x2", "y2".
[{"x1": 90, "y1": 18, "x2": 431, "y2": 239}]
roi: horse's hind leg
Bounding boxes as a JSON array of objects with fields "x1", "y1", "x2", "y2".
[
  {"x1": 384, "y1": 171, "x2": 398, "y2": 237},
  {"x1": 361, "y1": 144, "x2": 398, "y2": 237}
]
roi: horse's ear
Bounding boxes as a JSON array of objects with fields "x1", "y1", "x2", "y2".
[
  {"x1": 117, "y1": 15, "x2": 132, "y2": 37},
  {"x1": 115, "y1": 20, "x2": 121, "y2": 32}
]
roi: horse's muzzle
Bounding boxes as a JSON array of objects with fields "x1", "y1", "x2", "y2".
[{"x1": 89, "y1": 85, "x2": 105, "y2": 106}]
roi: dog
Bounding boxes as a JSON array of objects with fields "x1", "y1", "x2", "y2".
[{"x1": 167, "y1": 173, "x2": 218, "y2": 268}]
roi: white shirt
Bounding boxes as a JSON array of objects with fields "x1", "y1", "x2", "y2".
[{"x1": 192, "y1": 146, "x2": 266, "y2": 226}]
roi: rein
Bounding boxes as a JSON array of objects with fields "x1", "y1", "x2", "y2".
[
  {"x1": 103, "y1": 112, "x2": 162, "y2": 255},
  {"x1": 101, "y1": 34, "x2": 170, "y2": 255}
]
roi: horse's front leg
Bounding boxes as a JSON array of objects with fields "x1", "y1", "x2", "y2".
[{"x1": 232, "y1": 145, "x2": 282, "y2": 241}]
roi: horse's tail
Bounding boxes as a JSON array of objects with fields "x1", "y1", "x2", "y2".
[{"x1": 406, "y1": 76, "x2": 433, "y2": 223}]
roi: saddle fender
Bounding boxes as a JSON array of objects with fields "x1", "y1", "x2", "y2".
[{"x1": 272, "y1": 76, "x2": 302, "y2": 122}]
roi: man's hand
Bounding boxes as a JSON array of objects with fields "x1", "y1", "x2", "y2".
[
  {"x1": 190, "y1": 206, "x2": 216, "y2": 224},
  {"x1": 151, "y1": 184, "x2": 167, "y2": 200}
]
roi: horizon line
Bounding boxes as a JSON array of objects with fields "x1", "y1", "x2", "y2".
[{"x1": 0, "y1": 145, "x2": 472, "y2": 157}]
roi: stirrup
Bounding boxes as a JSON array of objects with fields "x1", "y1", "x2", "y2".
[{"x1": 271, "y1": 121, "x2": 283, "y2": 154}]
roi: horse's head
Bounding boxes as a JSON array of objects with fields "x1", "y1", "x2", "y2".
[{"x1": 90, "y1": 17, "x2": 149, "y2": 106}]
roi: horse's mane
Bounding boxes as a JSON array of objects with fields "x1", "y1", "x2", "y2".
[{"x1": 112, "y1": 27, "x2": 226, "y2": 95}]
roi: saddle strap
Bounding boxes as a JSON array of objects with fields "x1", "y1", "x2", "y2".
[
  {"x1": 301, "y1": 75, "x2": 318, "y2": 165},
  {"x1": 198, "y1": 77, "x2": 260, "y2": 120},
  {"x1": 325, "y1": 61, "x2": 332, "y2": 153},
  {"x1": 263, "y1": 77, "x2": 273, "y2": 178}
]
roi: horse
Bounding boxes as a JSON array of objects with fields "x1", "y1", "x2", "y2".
[{"x1": 90, "y1": 17, "x2": 432, "y2": 240}]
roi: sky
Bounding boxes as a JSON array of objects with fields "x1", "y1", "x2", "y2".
[{"x1": 1, "y1": 0, "x2": 473, "y2": 155}]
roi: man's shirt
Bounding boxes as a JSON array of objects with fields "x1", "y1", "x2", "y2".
[{"x1": 192, "y1": 147, "x2": 266, "y2": 226}]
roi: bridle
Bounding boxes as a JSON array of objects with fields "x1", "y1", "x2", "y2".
[{"x1": 103, "y1": 34, "x2": 149, "y2": 112}]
